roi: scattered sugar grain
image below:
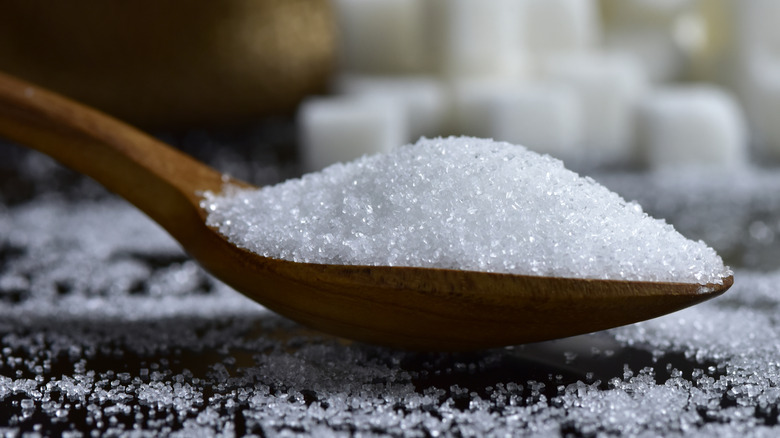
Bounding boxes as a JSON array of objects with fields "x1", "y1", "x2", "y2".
[
  {"x1": 7, "y1": 140, "x2": 780, "y2": 437},
  {"x1": 203, "y1": 137, "x2": 728, "y2": 285}
]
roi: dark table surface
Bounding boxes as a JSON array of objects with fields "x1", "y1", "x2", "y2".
[{"x1": 2, "y1": 131, "x2": 780, "y2": 437}]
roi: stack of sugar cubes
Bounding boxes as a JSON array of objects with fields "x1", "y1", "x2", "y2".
[{"x1": 299, "y1": 0, "x2": 774, "y2": 172}]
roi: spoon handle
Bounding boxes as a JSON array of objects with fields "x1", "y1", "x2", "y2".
[{"x1": 0, "y1": 71, "x2": 229, "y2": 234}]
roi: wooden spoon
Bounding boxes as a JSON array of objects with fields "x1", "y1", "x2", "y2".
[{"x1": 0, "y1": 72, "x2": 733, "y2": 351}]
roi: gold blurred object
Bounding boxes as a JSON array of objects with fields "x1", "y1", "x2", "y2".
[
  {"x1": 0, "y1": 0, "x2": 335, "y2": 128},
  {"x1": 688, "y1": 0, "x2": 738, "y2": 85}
]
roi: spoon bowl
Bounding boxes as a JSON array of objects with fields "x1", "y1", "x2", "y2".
[{"x1": 0, "y1": 72, "x2": 732, "y2": 350}]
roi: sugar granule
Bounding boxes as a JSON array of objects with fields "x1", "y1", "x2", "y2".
[{"x1": 202, "y1": 137, "x2": 729, "y2": 285}]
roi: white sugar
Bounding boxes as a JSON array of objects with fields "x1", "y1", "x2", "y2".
[{"x1": 203, "y1": 137, "x2": 728, "y2": 285}]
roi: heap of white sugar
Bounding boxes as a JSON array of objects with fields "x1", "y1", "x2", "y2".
[{"x1": 202, "y1": 137, "x2": 729, "y2": 285}]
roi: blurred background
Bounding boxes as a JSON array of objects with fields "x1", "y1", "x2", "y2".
[
  {"x1": 4, "y1": 0, "x2": 780, "y2": 435},
  {"x1": 1, "y1": 0, "x2": 778, "y2": 174}
]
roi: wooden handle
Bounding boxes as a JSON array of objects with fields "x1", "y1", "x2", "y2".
[{"x1": 0, "y1": 71, "x2": 230, "y2": 237}]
